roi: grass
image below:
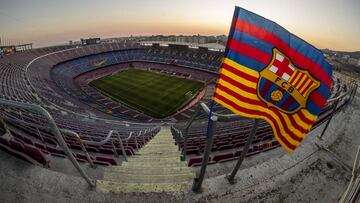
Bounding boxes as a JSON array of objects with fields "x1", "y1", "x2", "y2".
[{"x1": 89, "y1": 69, "x2": 204, "y2": 118}]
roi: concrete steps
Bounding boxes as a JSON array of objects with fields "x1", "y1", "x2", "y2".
[
  {"x1": 96, "y1": 127, "x2": 194, "y2": 193},
  {"x1": 138, "y1": 151, "x2": 180, "y2": 156},
  {"x1": 109, "y1": 167, "x2": 192, "y2": 175},
  {"x1": 120, "y1": 161, "x2": 186, "y2": 168},
  {"x1": 103, "y1": 172, "x2": 194, "y2": 183},
  {"x1": 140, "y1": 147, "x2": 179, "y2": 153},
  {"x1": 97, "y1": 180, "x2": 190, "y2": 193},
  {"x1": 128, "y1": 156, "x2": 180, "y2": 162}
]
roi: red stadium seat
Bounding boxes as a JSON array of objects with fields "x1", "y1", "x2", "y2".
[
  {"x1": 212, "y1": 153, "x2": 235, "y2": 163},
  {"x1": 23, "y1": 143, "x2": 49, "y2": 167},
  {"x1": 95, "y1": 156, "x2": 117, "y2": 165}
]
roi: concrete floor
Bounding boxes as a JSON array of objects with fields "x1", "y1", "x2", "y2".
[{"x1": 0, "y1": 94, "x2": 358, "y2": 203}]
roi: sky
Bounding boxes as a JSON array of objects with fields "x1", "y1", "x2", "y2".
[{"x1": 0, "y1": 0, "x2": 359, "y2": 51}]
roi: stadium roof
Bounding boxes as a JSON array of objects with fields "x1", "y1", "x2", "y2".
[{"x1": 139, "y1": 41, "x2": 225, "y2": 52}]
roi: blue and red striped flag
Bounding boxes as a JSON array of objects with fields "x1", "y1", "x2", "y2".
[{"x1": 213, "y1": 6, "x2": 332, "y2": 152}]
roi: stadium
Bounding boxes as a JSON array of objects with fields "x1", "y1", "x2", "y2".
[{"x1": 1, "y1": 3, "x2": 360, "y2": 203}]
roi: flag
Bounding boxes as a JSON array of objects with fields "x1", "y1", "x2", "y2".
[{"x1": 213, "y1": 6, "x2": 332, "y2": 152}]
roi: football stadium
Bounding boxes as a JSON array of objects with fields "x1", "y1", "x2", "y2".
[{"x1": 0, "y1": 1, "x2": 360, "y2": 203}]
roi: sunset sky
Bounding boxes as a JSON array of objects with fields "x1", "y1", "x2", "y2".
[{"x1": 0, "y1": 0, "x2": 359, "y2": 51}]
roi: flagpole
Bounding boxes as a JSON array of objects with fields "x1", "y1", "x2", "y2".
[
  {"x1": 192, "y1": 5, "x2": 235, "y2": 191},
  {"x1": 192, "y1": 100, "x2": 217, "y2": 192},
  {"x1": 226, "y1": 118, "x2": 259, "y2": 184},
  {"x1": 205, "y1": 100, "x2": 215, "y2": 138}
]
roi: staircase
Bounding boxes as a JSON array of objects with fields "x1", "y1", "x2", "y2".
[{"x1": 97, "y1": 127, "x2": 194, "y2": 193}]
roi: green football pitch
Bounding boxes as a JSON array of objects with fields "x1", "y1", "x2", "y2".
[{"x1": 89, "y1": 69, "x2": 204, "y2": 118}]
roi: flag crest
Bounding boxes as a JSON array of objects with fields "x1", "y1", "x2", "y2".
[
  {"x1": 257, "y1": 48, "x2": 320, "y2": 114},
  {"x1": 213, "y1": 7, "x2": 332, "y2": 152}
]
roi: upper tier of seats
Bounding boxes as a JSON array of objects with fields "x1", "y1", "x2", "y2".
[{"x1": 0, "y1": 43, "x2": 163, "y2": 169}]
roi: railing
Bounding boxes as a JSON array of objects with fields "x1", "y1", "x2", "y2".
[
  {"x1": 319, "y1": 82, "x2": 357, "y2": 138},
  {"x1": 2, "y1": 116, "x2": 139, "y2": 162},
  {"x1": 0, "y1": 98, "x2": 158, "y2": 188},
  {"x1": 172, "y1": 82, "x2": 357, "y2": 192},
  {"x1": 340, "y1": 145, "x2": 360, "y2": 203},
  {"x1": 59, "y1": 129, "x2": 129, "y2": 165},
  {"x1": 3, "y1": 114, "x2": 155, "y2": 163},
  {"x1": 0, "y1": 98, "x2": 96, "y2": 187}
]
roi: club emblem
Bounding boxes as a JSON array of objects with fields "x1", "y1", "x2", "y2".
[{"x1": 257, "y1": 48, "x2": 320, "y2": 114}]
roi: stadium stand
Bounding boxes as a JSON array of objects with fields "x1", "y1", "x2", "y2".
[{"x1": 0, "y1": 41, "x2": 356, "y2": 196}]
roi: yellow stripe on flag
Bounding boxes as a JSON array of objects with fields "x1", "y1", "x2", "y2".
[
  {"x1": 217, "y1": 79, "x2": 258, "y2": 100},
  {"x1": 300, "y1": 109, "x2": 318, "y2": 122},
  {"x1": 220, "y1": 68, "x2": 257, "y2": 89},
  {"x1": 292, "y1": 114, "x2": 313, "y2": 131},
  {"x1": 222, "y1": 58, "x2": 259, "y2": 78},
  {"x1": 298, "y1": 79, "x2": 312, "y2": 94},
  {"x1": 215, "y1": 88, "x2": 302, "y2": 146},
  {"x1": 302, "y1": 82, "x2": 317, "y2": 96},
  {"x1": 289, "y1": 70, "x2": 298, "y2": 82},
  {"x1": 295, "y1": 74, "x2": 307, "y2": 90},
  {"x1": 213, "y1": 97, "x2": 295, "y2": 152},
  {"x1": 292, "y1": 71, "x2": 303, "y2": 85}
]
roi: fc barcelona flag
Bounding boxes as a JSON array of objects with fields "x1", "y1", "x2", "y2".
[{"x1": 213, "y1": 6, "x2": 332, "y2": 152}]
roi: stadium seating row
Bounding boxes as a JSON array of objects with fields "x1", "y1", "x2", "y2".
[
  {"x1": 187, "y1": 140, "x2": 280, "y2": 166},
  {"x1": 0, "y1": 41, "x2": 352, "y2": 173}
]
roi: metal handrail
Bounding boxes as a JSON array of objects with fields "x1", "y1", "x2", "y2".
[
  {"x1": 0, "y1": 98, "x2": 96, "y2": 187},
  {"x1": 173, "y1": 101, "x2": 255, "y2": 160},
  {"x1": 319, "y1": 86, "x2": 355, "y2": 138},
  {"x1": 111, "y1": 130, "x2": 128, "y2": 162},
  {"x1": 60, "y1": 129, "x2": 95, "y2": 168},
  {"x1": 327, "y1": 88, "x2": 352, "y2": 103},
  {"x1": 124, "y1": 132, "x2": 133, "y2": 147},
  {"x1": 2, "y1": 115, "x2": 135, "y2": 162},
  {"x1": 123, "y1": 133, "x2": 133, "y2": 142},
  {"x1": 124, "y1": 129, "x2": 156, "y2": 151},
  {"x1": 199, "y1": 102, "x2": 238, "y2": 118},
  {"x1": 137, "y1": 130, "x2": 144, "y2": 149},
  {"x1": 60, "y1": 129, "x2": 129, "y2": 162},
  {"x1": 340, "y1": 145, "x2": 360, "y2": 203}
]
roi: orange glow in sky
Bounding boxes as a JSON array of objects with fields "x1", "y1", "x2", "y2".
[{"x1": 0, "y1": 0, "x2": 359, "y2": 51}]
